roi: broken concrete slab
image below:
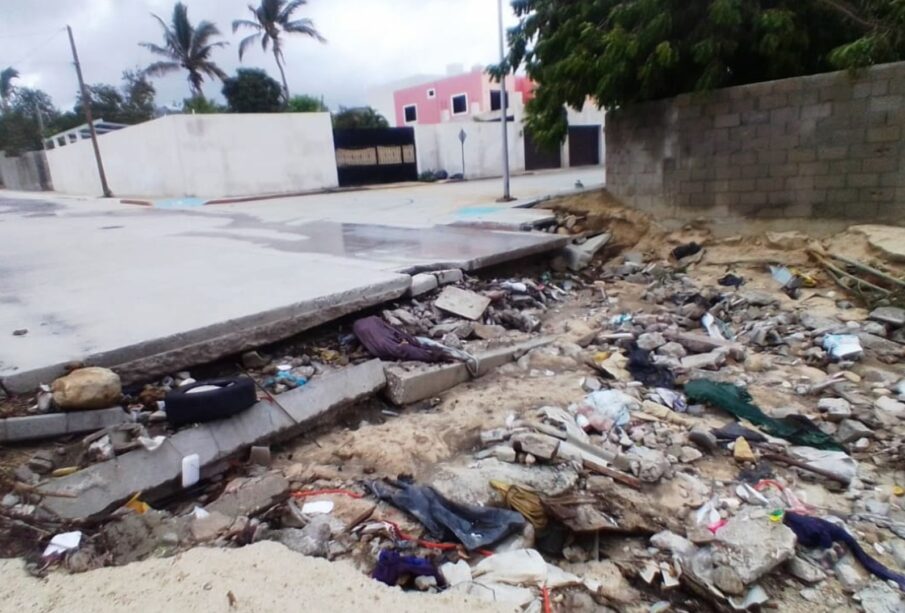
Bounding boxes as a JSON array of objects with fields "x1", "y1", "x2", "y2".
[
  {"x1": 711, "y1": 516, "x2": 797, "y2": 585},
  {"x1": 434, "y1": 286, "x2": 491, "y2": 320},
  {"x1": 427, "y1": 458, "x2": 579, "y2": 507},
  {"x1": 432, "y1": 269, "x2": 464, "y2": 286},
  {"x1": 205, "y1": 473, "x2": 289, "y2": 518},
  {"x1": 869, "y1": 306, "x2": 905, "y2": 327},
  {"x1": 0, "y1": 407, "x2": 130, "y2": 443},
  {"x1": 667, "y1": 331, "x2": 746, "y2": 361},
  {"x1": 40, "y1": 361, "x2": 385, "y2": 520},
  {"x1": 563, "y1": 233, "x2": 612, "y2": 271},
  {"x1": 851, "y1": 225, "x2": 905, "y2": 263},
  {"x1": 408, "y1": 273, "x2": 439, "y2": 297},
  {"x1": 681, "y1": 351, "x2": 728, "y2": 371}
]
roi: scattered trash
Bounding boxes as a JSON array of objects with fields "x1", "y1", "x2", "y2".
[
  {"x1": 353, "y1": 316, "x2": 448, "y2": 363},
  {"x1": 718, "y1": 273, "x2": 745, "y2": 287},
  {"x1": 573, "y1": 390, "x2": 639, "y2": 431},
  {"x1": 823, "y1": 334, "x2": 864, "y2": 361},
  {"x1": 372, "y1": 549, "x2": 443, "y2": 587},
  {"x1": 181, "y1": 454, "x2": 200, "y2": 488},
  {"x1": 165, "y1": 377, "x2": 257, "y2": 427},
  {"x1": 42, "y1": 531, "x2": 82, "y2": 558}
]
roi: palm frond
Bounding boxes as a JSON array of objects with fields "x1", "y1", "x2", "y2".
[
  {"x1": 262, "y1": 0, "x2": 283, "y2": 22},
  {"x1": 172, "y1": 3, "x2": 194, "y2": 56},
  {"x1": 199, "y1": 63, "x2": 228, "y2": 81},
  {"x1": 238, "y1": 33, "x2": 261, "y2": 59},
  {"x1": 139, "y1": 42, "x2": 177, "y2": 59},
  {"x1": 283, "y1": 19, "x2": 325, "y2": 42},
  {"x1": 233, "y1": 18, "x2": 261, "y2": 33},
  {"x1": 279, "y1": 0, "x2": 308, "y2": 23},
  {"x1": 262, "y1": 33, "x2": 271, "y2": 52},
  {"x1": 143, "y1": 61, "x2": 181, "y2": 77}
]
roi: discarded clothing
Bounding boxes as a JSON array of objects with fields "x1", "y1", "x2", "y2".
[
  {"x1": 718, "y1": 273, "x2": 745, "y2": 288},
  {"x1": 368, "y1": 480, "x2": 525, "y2": 551},
  {"x1": 686, "y1": 380, "x2": 843, "y2": 451},
  {"x1": 372, "y1": 549, "x2": 443, "y2": 586},
  {"x1": 672, "y1": 242, "x2": 702, "y2": 260},
  {"x1": 415, "y1": 335, "x2": 478, "y2": 376},
  {"x1": 784, "y1": 512, "x2": 905, "y2": 591},
  {"x1": 353, "y1": 316, "x2": 449, "y2": 363},
  {"x1": 712, "y1": 422, "x2": 767, "y2": 444},
  {"x1": 628, "y1": 344, "x2": 675, "y2": 388}
]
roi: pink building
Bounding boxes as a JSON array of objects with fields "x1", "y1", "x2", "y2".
[{"x1": 392, "y1": 67, "x2": 534, "y2": 127}]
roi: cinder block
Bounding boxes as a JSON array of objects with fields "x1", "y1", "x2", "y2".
[
  {"x1": 433, "y1": 269, "x2": 464, "y2": 286},
  {"x1": 847, "y1": 173, "x2": 880, "y2": 188}
]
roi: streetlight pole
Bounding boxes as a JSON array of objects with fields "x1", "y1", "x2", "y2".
[{"x1": 497, "y1": 0, "x2": 512, "y2": 201}]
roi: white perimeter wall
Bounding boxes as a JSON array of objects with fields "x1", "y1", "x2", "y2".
[
  {"x1": 415, "y1": 122, "x2": 526, "y2": 180},
  {"x1": 45, "y1": 113, "x2": 338, "y2": 198}
]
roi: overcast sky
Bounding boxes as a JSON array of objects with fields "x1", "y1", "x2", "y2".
[{"x1": 0, "y1": 0, "x2": 518, "y2": 111}]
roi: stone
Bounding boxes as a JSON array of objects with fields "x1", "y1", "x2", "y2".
[
  {"x1": 711, "y1": 516, "x2": 797, "y2": 585},
  {"x1": 473, "y1": 323, "x2": 506, "y2": 340},
  {"x1": 440, "y1": 560, "x2": 472, "y2": 586},
  {"x1": 688, "y1": 427, "x2": 719, "y2": 454},
  {"x1": 650, "y1": 531, "x2": 697, "y2": 558},
  {"x1": 427, "y1": 458, "x2": 579, "y2": 507},
  {"x1": 51, "y1": 367, "x2": 122, "y2": 411},
  {"x1": 890, "y1": 540, "x2": 905, "y2": 569},
  {"x1": 733, "y1": 437, "x2": 756, "y2": 463},
  {"x1": 190, "y1": 510, "x2": 233, "y2": 542},
  {"x1": 206, "y1": 473, "x2": 289, "y2": 518},
  {"x1": 787, "y1": 556, "x2": 826, "y2": 584},
  {"x1": 409, "y1": 273, "x2": 439, "y2": 296},
  {"x1": 101, "y1": 510, "x2": 187, "y2": 565},
  {"x1": 712, "y1": 565, "x2": 746, "y2": 596},
  {"x1": 414, "y1": 575, "x2": 438, "y2": 591},
  {"x1": 27, "y1": 453, "x2": 54, "y2": 474},
  {"x1": 563, "y1": 233, "x2": 612, "y2": 271},
  {"x1": 766, "y1": 231, "x2": 810, "y2": 250},
  {"x1": 669, "y1": 331, "x2": 746, "y2": 361},
  {"x1": 248, "y1": 445, "x2": 271, "y2": 466},
  {"x1": 875, "y1": 395, "x2": 905, "y2": 418},
  {"x1": 835, "y1": 558, "x2": 867, "y2": 592},
  {"x1": 432, "y1": 268, "x2": 464, "y2": 286},
  {"x1": 241, "y1": 351, "x2": 269, "y2": 369},
  {"x1": 273, "y1": 516, "x2": 332, "y2": 558},
  {"x1": 870, "y1": 307, "x2": 905, "y2": 328},
  {"x1": 637, "y1": 332, "x2": 667, "y2": 351},
  {"x1": 679, "y1": 446, "x2": 703, "y2": 463},
  {"x1": 564, "y1": 560, "x2": 640, "y2": 604},
  {"x1": 434, "y1": 286, "x2": 490, "y2": 320},
  {"x1": 818, "y1": 397, "x2": 852, "y2": 422},
  {"x1": 740, "y1": 291, "x2": 779, "y2": 307},
  {"x1": 657, "y1": 342, "x2": 687, "y2": 359},
  {"x1": 511, "y1": 433, "x2": 560, "y2": 460},
  {"x1": 1, "y1": 493, "x2": 19, "y2": 507},
  {"x1": 626, "y1": 447, "x2": 670, "y2": 483},
  {"x1": 862, "y1": 321, "x2": 889, "y2": 337},
  {"x1": 681, "y1": 351, "x2": 727, "y2": 371},
  {"x1": 858, "y1": 582, "x2": 905, "y2": 613},
  {"x1": 582, "y1": 377, "x2": 603, "y2": 392},
  {"x1": 837, "y1": 419, "x2": 872, "y2": 444}
]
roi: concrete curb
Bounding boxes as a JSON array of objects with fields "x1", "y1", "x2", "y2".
[
  {"x1": 40, "y1": 360, "x2": 386, "y2": 520},
  {"x1": 0, "y1": 407, "x2": 130, "y2": 443}
]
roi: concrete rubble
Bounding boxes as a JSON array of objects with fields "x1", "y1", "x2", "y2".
[{"x1": 2, "y1": 200, "x2": 905, "y2": 613}]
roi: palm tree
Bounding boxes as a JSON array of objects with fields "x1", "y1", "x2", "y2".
[
  {"x1": 140, "y1": 2, "x2": 228, "y2": 99},
  {"x1": 1, "y1": 67, "x2": 19, "y2": 113},
  {"x1": 233, "y1": 0, "x2": 326, "y2": 102}
]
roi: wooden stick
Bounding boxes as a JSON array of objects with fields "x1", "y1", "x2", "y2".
[
  {"x1": 827, "y1": 252, "x2": 905, "y2": 289},
  {"x1": 582, "y1": 458, "x2": 643, "y2": 490}
]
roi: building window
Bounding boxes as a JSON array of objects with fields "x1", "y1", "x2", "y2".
[
  {"x1": 426, "y1": 88, "x2": 436, "y2": 99},
  {"x1": 490, "y1": 90, "x2": 509, "y2": 111},
  {"x1": 403, "y1": 104, "x2": 417, "y2": 123},
  {"x1": 451, "y1": 93, "x2": 468, "y2": 115}
]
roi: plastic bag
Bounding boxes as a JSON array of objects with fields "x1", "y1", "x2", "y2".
[
  {"x1": 573, "y1": 390, "x2": 639, "y2": 431},
  {"x1": 823, "y1": 334, "x2": 863, "y2": 361}
]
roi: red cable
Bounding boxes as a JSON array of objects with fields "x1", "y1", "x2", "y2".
[
  {"x1": 291, "y1": 489, "x2": 364, "y2": 499},
  {"x1": 542, "y1": 586, "x2": 552, "y2": 613}
]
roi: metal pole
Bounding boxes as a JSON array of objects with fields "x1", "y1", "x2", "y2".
[
  {"x1": 67, "y1": 25, "x2": 112, "y2": 197},
  {"x1": 497, "y1": 0, "x2": 511, "y2": 200}
]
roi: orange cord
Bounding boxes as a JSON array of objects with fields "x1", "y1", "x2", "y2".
[{"x1": 542, "y1": 586, "x2": 552, "y2": 613}]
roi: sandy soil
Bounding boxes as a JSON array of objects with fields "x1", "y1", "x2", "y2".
[{"x1": 0, "y1": 541, "x2": 513, "y2": 613}]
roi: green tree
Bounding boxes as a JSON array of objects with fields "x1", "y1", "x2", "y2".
[
  {"x1": 222, "y1": 68, "x2": 283, "y2": 113},
  {"x1": 140, "y1": 2, "x2": 228, "y2": 99},
  {"x1": 503, "y1": 0, "x2": 904, "y2": 146},
  {"x1": 121, "y1": 69, "x2": 157, "y2": 123},
  {"x1": 1, "y1": 67, "x2": 19, "y2": 113},
  {"x1": 182, "y1": 96, "x2": 225, "y2": 114},
  {"x1": 332, "y1": 106, "x2": 389, "y2": 130},
  {"x1": 286, "y1": 94, "x2": 327, "y2": 112},
  {"x1": 233, "y1": 0, "x2": 326, "y2": 102}
]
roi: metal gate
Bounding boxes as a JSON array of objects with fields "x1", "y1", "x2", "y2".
[
  {"x1": 524, "y1": 130, "x2": 562, "y2": 171},
  {"x1": 568, "y1": 125, "x2": 601, "y2": 167},
  {"x1": 333, "y1": 128, "x2": 418, "y2": 187}
]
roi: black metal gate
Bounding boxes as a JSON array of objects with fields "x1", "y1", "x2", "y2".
[
  {"x1": 333, "y1": 128, "x2": 418, "y2": 187},
  {"x1": 524, "y1": 130, "x2": 562, "y2": 171},
  {"x1": 568, "y1": 125, "x2": 601, "y2": 167}
]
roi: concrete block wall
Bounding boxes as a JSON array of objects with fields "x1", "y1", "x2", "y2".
[
  {"x1": 0, "y1": 150, "x2": 52, "y2": 191},
  {"x1": 606, "y1": 62, "x2": 905, "y2": 222}
]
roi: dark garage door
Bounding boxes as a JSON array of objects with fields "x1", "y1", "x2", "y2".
[
  {"x1": 524, "y1": 130, "x2": 562, "y2": 171},
  {"x1": 334, "y1": 128, "x2": 418, "y2": 187},
  {"x1": 568, "y1": 125, "x2": 601, "y2": 167}
]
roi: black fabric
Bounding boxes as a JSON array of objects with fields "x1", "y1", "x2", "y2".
[
  {"x1": 672, "y1": 242, "x2": 702, "y2": 260},
  {"x1": 718, "y1": 273, "x2": 745, "y2": 287},
  {"x1": 353, "y1": 316, "x2": 449, "y2": 363},
  {"x1": 627, "y1": 344, "x2": 675, "y2": 388},
  {"x1": 368, "y1": 480, "x2": 525, "y2": 551}
]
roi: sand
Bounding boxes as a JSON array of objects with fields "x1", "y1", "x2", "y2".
[{"x1": 0, "y1": 541, "x2": 512, "y2": 613}]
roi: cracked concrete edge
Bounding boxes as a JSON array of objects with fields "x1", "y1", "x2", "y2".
[
  {"x1": 1, "y1": 278, "x2": 409, "y2": 394},
  {"x1": 39, "y1": 360, "x2": 386, "y2": 520},
  {"x1": 0, "y1": 406, "x2": 130, "y2": 443}
]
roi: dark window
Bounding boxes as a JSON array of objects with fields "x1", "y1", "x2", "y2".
[
  {"x1": 427, "y1": 88, "x2": 436, "y2": 99},
  {"x1": 451, "y1": 94, "x2": 468, "y2": 115},
  {"x1": 403, "y1": 104, "x2": 417, "y2": 123},
  {"x1": 490, "y1": 90, "x2": 509, "y2": 111}
]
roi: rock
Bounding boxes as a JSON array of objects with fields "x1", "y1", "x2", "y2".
[
  {"x1": 712, "y1": 565, "x2": 746, "y2": 596},
  {"x1": 1, "y1": 493, "x2": 20, "y2": 507},
  {"x1": 855, "y1": 437, "x2": 871, "y2": 450},
  {"x1": 870, "y1": 307, "x2": 905, "y2": 328},
  {"x1": 51, "y1": 367, "x2": 122, "y2": 411},
  {"x1": 837, "y1": 419, "x2": 872, "y2": 444},
  {"x1": 688, "y1": 427, "x2": 719, "y2": 454},
  {"x1": 248, "y1": 445, "x2": 271, "y2": 467},
  {"x1": 787, "y1": 556, "x2": 826, "y2": 584},
  {"x1": 679, "y1": 446, "x2": 703, "y2": 463},
  {"x1": 862, "y1": 321, "x2": 889, "y2": 336},
  {"x1": 858, "y1": 582, "x2": 905, "y2": 613},
  {"x1": 657, "y1": 342, "x2": 687, "y2": 359},
  {"x1": 473, "y1": 323, "x2": 506, "y2": 340},
  {"x1": 865, "y1": 499, "x2": 890, "y2": 516},
  {"x1": 875, "y1": 395, "x2": 905, "y2": 418},
  {"x1": 427, "y1": 458, "x2": 579, "y2": 507},
  {"x1": 190, "y1": 510, "x2": 233, "y2": 542},
  {"x1": 711, "y1": 516, "x2": 797, "y2": 585},
  {"x1": 511, "y1": 433, "x2": 560, "y2": 460},
  {"x1": 414, "y1": 575, "x2": 438, "y2": 591},
  {"x1": 800, "y1": 588, "x2": 821, "y2": 603},
  {"x1": 681, "y1": 351, "x2": 727, "y2": 371},
  {"x1": 101, "y1": 510, "x2": 187, "y2": 565},
  {"x1": 626, "y1": 447, "x2": 670, "y2": 483},
  {"x1": 733, "y1": 437, "x2": 756, "y2": 463},
  {"x1": 440, "y1": 560, "x2": 472, "y2": 586},
  {"x1": 241, "y1": 351, "x2": 269, "y2": 369},
  {"x1": 890, "y1": 540, "x2": 905, "y2": 569},
  {"x1": 741, "y1": 291, "x2": 779, "y2": 307},
  {"x1": 582, "y1": 377, "x2": 603, "y2": 393},
  {"x1": 650, "y1": 531, "x2": 697, "y2": 558},
  {"x1": 273, "y1": 516, "x2": 333, "y2": 558},
  {"x1": 766, "y1": 231, "x2": 810, "y2": 250},
  {"x1": 835, "y1": 557, "x2": 867, "y2": 592},
  {"x1": 564, "y1": 560, "x2": 640, "y2": 604},
  {"x1": 206, "y1": 473, "x2": 289, "y2": 518},
  {"x1": 637, "y1": 332, "x2": 667, "y2": 351},
  {"x1": 818, "y1": 397, "x2": 852, "y2": 422}
]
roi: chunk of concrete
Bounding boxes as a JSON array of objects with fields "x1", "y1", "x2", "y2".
[
  {"x1": 0, "y1": 406, "x2": 130, "y2": 443},
  {"x1": 711, "y1": 516, "x2": 797, "y2": 585},
  {"x1": 817, "y1": 397, "x2": 852, "y2": 422},
  {"x1": 409, "y1": 273, "x2": 439, "y2": 297},
  {"x1": 563, "y1": 233, "x2": 612, "y2": 271},
  {"x1": 434, "y1": 286, "x2": 491, "y2": 320},
  {"x1": 427, "y1": 458, "x2": 579, "y2": 507},
  {"x1": 837, "y1": 419, "x2": 872, "y2": 444},
  {"x1": 205, "y1": 473, "x2": 289, "y2": 518},
  {"x1": 432, "y1": 269, "x2": 464, "y2": 286},
  {"x1": 681, "y1": 350, "x2": 728, "y2": 371},
  {"x1": 668, "y1": 331, "x2": 746, "y2": 361}
]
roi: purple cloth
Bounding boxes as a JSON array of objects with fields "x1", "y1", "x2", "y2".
[
  {"x1": 372, "y1": 549, "x2": 442, "y2": 586},
  {"x1": 353, "y1": 316, "x2": 448, "y2": 363}
]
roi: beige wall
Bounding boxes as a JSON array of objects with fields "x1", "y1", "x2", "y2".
[{"x1": 45, "y1": 113, "x2": 338, "y2": 198}]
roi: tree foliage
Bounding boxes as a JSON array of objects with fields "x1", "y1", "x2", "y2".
[
  {"x1": 504, "y1": 0, "x2": 905, "y2": 145},
  {"x1": 140, "y1": 2, "x2": 228, "y2": 98},
  {"x1": 287, "y1": 94, "x2": 327, "y2": 112},
  {"x1": 0, "y1": 67, "x2": 19, "y2": 112},
  {"x1": 182, "y1": 96, "x2": 225, "y2": 114},
  {"x1": 222, "y1": 68, "x2": 283, "y2": 113},
  {"x1": 331, "y1": 106, "x2": 389, "y2": 130},
  {"x1": 233, "y1": 0, "x2": 326, "y2": 101}
]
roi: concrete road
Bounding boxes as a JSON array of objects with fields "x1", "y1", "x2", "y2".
[{"x1": 0, "y1": 168, "x2": 598, "y2": 392}]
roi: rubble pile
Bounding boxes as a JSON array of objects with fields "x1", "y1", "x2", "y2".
[{"x1": 2, "y1": 219, "x2": 905, "y2": 612}]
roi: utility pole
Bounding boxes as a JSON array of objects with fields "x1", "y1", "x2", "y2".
[
  {"x1": 67, "y1": 25, "x2": 112, "y2": 197},
  {"x1": 497, "y1": 0, "x2": 512, "y2": 201}
]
